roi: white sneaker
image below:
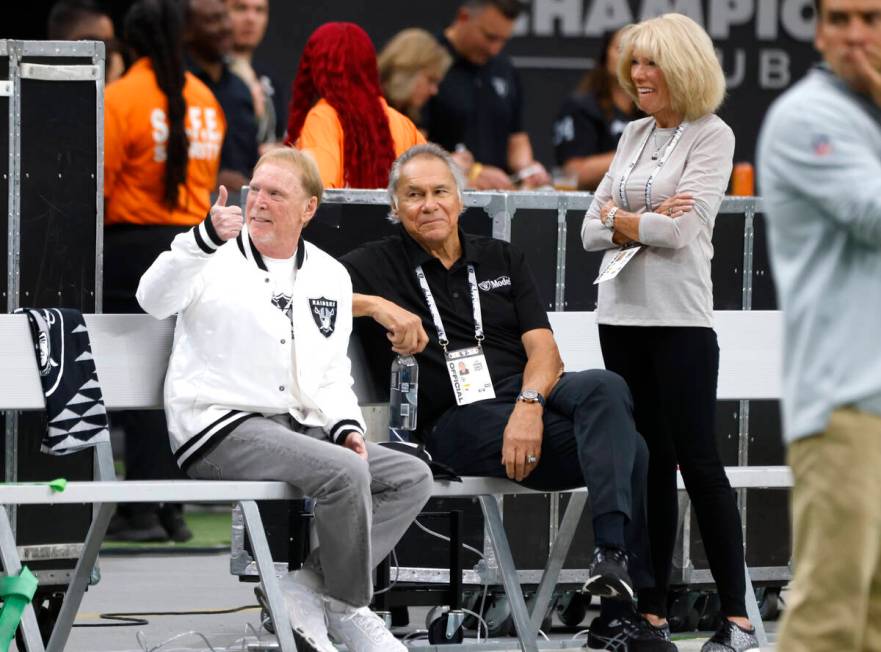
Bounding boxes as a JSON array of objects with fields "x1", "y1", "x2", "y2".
[
  {"x1": 278, "y1": 570, "x2": 337, "y2": 652},
  {"x1": 325, "y1": 598, "x2": 406, "y2": 651}
]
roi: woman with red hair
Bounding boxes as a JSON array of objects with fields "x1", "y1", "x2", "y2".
[{"x1": 285, "y1": 22, "x2": 425, "y2": 189}]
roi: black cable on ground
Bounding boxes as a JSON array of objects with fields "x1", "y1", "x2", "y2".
[
  {"x1": 75, "y1": 614, "x2": 149, "y2": 627},
  {"x1": 72, "y1": 603, "x2": 259, "y2": 627}
]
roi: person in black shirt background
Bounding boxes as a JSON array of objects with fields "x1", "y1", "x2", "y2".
[
  {"x1": 423, "y1": 0, "x2": 550, "y2": 190},
  {"x1": 184, "y1": 0, "x2": 259, "y2": 196},
  {"x1": 552, "y1": 27, "x2": 639, "y2": 191}
]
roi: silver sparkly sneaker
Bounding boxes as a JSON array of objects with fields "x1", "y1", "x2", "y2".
[{"x1": 701, "y1": 620, "x2": 760, "y2": 652}]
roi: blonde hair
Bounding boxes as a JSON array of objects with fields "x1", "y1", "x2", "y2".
[
  {"x1": 617, "y1": 13, "x2": 725, "y2": 121},
  {"x1": 254, "y1": 147, "x2": 324, "y2": 205},
  {"x1": 378, "y1": 28, "x2": 452, "y2": 121}
]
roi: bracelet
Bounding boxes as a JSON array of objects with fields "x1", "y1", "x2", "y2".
[
  {"x1": 468, "y1": 162, "x2": 483, "y2": 183},
  {"x1": 604, "y1": 206, "x2": 619, "y2": 230}
]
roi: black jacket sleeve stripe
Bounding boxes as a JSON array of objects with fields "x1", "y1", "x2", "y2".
[
  {"x1": 202, "y1": 211, "x2": 225, "y2": 247},
  {"x1": 193, "y1": 222, "x2": 215, "y2": 254},
  {"x1": 330, "y1": 418, "x2": 364, "y2": 444}
]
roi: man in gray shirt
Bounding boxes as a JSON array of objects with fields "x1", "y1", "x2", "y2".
[{"x1": 758, "y1": 1, "x2": 881, "y2": 649}]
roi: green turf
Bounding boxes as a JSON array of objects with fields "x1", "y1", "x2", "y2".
[{"x1": 101, "y1": 510, "x2": 232, "y2": 551}]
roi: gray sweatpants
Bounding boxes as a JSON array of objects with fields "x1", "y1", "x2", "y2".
[{"x1": 186, "y1": 414, "x2": 433, "y2": 606}]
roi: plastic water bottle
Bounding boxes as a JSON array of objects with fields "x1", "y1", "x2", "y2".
[{"x1": 389, "y1": 355, "x2": 418, "y2": 436}]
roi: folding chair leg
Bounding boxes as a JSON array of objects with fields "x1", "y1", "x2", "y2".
[
  {"x1": 478, "y1": 495, "x2": 538, "y2": 652},
  {"x1": 0, "y1": 506, "x2": 45, "y2": 652},
  {"x1": 46, "y1": 501, "x2": 114, "y2": 652},
  {"x1": 46, "y1": 445, "x2": 117, "y2": 652},
  {"x1": 239, "y1": 500, "x2": 297, "y2": 652},
  {"x1": 530, "y1": 492, "x2": 587, "y2": 633},
  {"x1": 743, "y1": 562, "x2": 768, "y2": 646},
  {"x1": 93, "y1": 441, "x2": 116, "y2": 482}
]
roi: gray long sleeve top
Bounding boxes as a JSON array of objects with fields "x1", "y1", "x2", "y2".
[
  {"x1": 582, "y1": 114, "x2": 734, "y2": 327},
  {"x1": 758, "y1": 67, "x2": 881, "y2": 443}
]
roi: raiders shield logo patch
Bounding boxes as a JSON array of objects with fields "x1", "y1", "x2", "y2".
[{"x1": 309, "y1": 297, "x2": 337, "y2": 337}]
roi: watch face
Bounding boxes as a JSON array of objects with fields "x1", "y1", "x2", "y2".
[{"x1": 518, "y1": 389, "x2": 545, "y2": 406}]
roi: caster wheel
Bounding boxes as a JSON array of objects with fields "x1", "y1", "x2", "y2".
[
  {"x1": 556, "y1": 590, "x2": 588, "y2": 628},
  {"x1": 508, "y1": 592, "x2": 552, "y2": 635},
  {"x1": 15, "y1": 591, "x2": 60, "y2": 650},
  {"x1": 260, "y1": 607, "x2": 275, "y2": 634},
  {"x1": 483, "y1": 593, "x2": 512, "y2": 638},
  {"x1": 254, "y1": 586, "x2": 276, "y2": 634},
  {"x1": 758, "y1": 587, "x2": 782, "y2": 621},
  {"x1": 460, "y1": 589, "x2": 480, "y2": 631},
  {"x1": 696, "y1": 592, "x2": 722, "y2": 632},
  {"x1": 667, "y1": 590, "x2": 700, "y2": 633},
  {"x1": 428, "y1": 612, "x2": 465, "y2": 644}
]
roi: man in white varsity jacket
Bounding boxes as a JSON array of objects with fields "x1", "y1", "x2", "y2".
[{"x1": 137, "y1": 147, "x2": 432, "y2": 652}]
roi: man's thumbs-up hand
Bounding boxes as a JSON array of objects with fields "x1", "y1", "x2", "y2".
[{"x1": 210, "y1": 185, "x2": 243, "y2": 241}]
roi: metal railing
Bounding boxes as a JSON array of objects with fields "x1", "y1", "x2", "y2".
[{"x1": 322, "y1": 189, "x2": 762, "y2": 312}]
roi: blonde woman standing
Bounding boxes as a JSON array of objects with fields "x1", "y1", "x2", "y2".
[{"x1": 583, "y1": 14, "x2": 758, "y2": 652}]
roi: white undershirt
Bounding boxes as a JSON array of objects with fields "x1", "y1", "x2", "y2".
[{"x1": 263, "y1": 253, "x2": 300, "y2": 403}]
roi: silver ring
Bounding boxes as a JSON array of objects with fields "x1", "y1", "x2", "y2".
[
  {"x1": 667, "y1": 208, "x2": 673, "y2": 216},
  {"x1": 526, "y1": 455, "x2": 538, "y2": 464}
]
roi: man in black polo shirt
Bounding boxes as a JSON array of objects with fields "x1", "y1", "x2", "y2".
[
  {"x1": 185, "y1": 0, "x2": 258, "y2": 196},
  {"x1": 423, "y1": 0, "x2": 550, "y2": 190},
  {"x1": 341, "y1": 144, "x2": 675, "y2": 651}
]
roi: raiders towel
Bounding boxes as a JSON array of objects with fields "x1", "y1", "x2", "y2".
[{"x1": 17, "y1": 308, "x2": 111, "y2": 455}]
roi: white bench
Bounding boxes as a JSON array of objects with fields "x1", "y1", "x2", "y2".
[
  {"x1": 548, "y1": 310, "x2": 785, "y2": 401},
  {"x1": 0, "y1": 313, "x2": 586, "y2": 652},
  {"x1": 0, "y1": 311, "x2": 790, "y2": 651}
]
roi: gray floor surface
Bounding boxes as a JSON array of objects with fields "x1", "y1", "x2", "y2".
[{"x1": 15, "y1": 552, "x2": 778, "y2": 652}]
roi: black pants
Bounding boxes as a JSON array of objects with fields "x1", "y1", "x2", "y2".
[
  {"x1": 598, "y1": 325, "x2": 747, "y2": 618},
  {"x1": 425, "y1": 370, "x2": 654, "y2": 590},
  {"x1": 104, "y1": 225, "x2": 190, "y2": 517}
]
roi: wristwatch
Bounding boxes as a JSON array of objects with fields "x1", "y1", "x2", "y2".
[{"x1": 516, "y1": 389, "x2": 546, "y2": 407}]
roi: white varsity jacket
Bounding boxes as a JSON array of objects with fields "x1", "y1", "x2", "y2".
[{"x1": 136, "y1": 218, "x2": 365, "y2": 472}]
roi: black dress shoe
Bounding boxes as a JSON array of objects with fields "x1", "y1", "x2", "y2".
[
  {"x1": 106, "y1": 512, "x2": 169, "y2": 542},
  {"x1": 158, "y1": 504, "x2": 193, "y2": 543}
]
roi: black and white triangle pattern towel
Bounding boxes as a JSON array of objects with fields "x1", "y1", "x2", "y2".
[{"x1": 17, "y1": 308, "x2": 111, "y2": 455}]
